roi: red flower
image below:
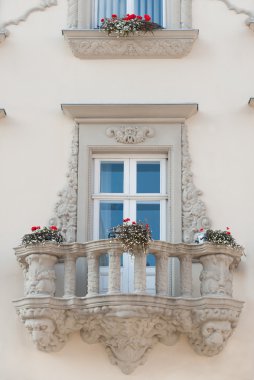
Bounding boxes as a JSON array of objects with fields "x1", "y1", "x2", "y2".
[
  {"x1": 145, "y1": 224, "x2": 150, "y2": 229},
  {"x1": 132, "y1": 221, "x2": 136, "y2": 225},
  {"x1": 112, "y1": 14, "x2": 117, "y2": 18},
  {"x1": 31, "y1": 226, "x2": 40, "y2": 231},
  {"x1": 226, "y1": 231, "x2": 231, "y2": 235},
  {"x1": 123, "y1": 218, "x2": 130, "y2": 223},
  {"x1": 100, "y1": 18, "x2": 105, "y2": 22},
  {"x1": 50, "y1": 225, "x2": 58, "y2": 231},
  {"x1": 129, "y1": 14, "x2": 136, "y2": 20},
  {"x1": 226, "y1": 226, "x2": 230, "y2": 230},
  {"x1": 199, "y1": 228, "x2": 204, "y2": 232},
  {"x1": 144, "y1": 14, "x2": 151, "y2": 21},
  {"x1": 137, "y1": 15, "x2": 142, "y2": 20}
]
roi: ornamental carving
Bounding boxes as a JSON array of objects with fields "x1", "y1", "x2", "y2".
[
  {"x1": 182, "y1": 125, "x2": 211, "y2": 243},
  {"x1": 62, "y1": 30, "x2": 198, "y2": 59},
  {"x1": 0, "y1": 1, "x2": 57, "y2": 40},
  {"x1": 14, "y1": 297, "x2": 243, "y2": 374},
  {"x1": 106, "y1": 126, "x2": 154, "y2": 144}
]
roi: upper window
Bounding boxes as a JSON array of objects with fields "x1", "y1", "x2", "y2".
[{"x1": 95, "y1": 0, "x2": 164, "y2": 27}]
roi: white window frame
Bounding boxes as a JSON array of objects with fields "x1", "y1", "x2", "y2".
[
  {"x1": 76, "y1": 0, "x2": 192, "y2": 30},
  {"x1": 92, "y1": 156, "x2": 167, "y2": 241}
]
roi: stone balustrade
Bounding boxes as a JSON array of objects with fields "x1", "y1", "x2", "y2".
[
  {"x1": 15, "y1": 240, "x2": 243, "y2": 299},
  {"x1": 13, "y1": 240, "x2": 244, "y2": 374}
]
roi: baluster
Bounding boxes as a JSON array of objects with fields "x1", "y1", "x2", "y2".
[
  {"x1": 87, "y1": 252, "x2": 99, "y2": 296},
  {"x1": 134, "y1": 250, "x2": 146, "y2": 293},
  {"x1": 64, "y1": 256, "x2": 76, "y2": 297},
  {"x1": 199, "y1": 254, "x2": 234, "y2": 297},
  {"x1": 108, "y1": 249, "x2": 121, "y2": 294},
  {"x1": 180, "y1": 255, "x2": 192, "y2": 297},
  {"x1": 25, "y1": 254, "x2": 57, "y2": 296},
  {"x1": 156, "y1": 252, "x2": 169, "y2": 295}
]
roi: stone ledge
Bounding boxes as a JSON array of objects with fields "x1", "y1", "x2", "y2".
[
  {"x1": 14, "y1": 295, "x2": 243, "y2": 374},
  {"x1": 62, "y1": 29, "x2": 199, "y2": 59}
]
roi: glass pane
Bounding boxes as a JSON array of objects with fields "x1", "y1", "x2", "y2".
[
  {"x1": 137, "y1": 162, "x2": 160, "y2": 193},
  {"x1": 99, "y1": 202, "x2": 123, "y2": 239},
  {"x1": 134, "y1": 0, "x2": 163, "y2": 25},
  {"x1": 136, "y1": 202, "x2": 160, "y2": 266},
  {"x1": 100, "y1": 162, "x2": 124, "y2": 193},
  {"x1": 97, "y1": 0, "x2": 127, "y2": 26}
]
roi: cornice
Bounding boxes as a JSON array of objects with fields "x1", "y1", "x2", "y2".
[
  {"x1": 61, "y1": 103, "x2": 198, "y2": 124},
  {"x1": 0, "y1": 109, "x2": 6, "y2": 119},
  {"x1": 62, "y1": 29, "x2": 199, "y2": 59}
]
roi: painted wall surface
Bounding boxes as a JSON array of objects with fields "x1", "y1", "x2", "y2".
[{"x1": 0, "y1": 0, "x2": 254, "y2": 379}]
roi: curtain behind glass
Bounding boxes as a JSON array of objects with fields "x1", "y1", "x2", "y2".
[
  {"x1": 97, "y1": 0, "x2": 126, "y2": 26},
  {"x1": 134, "y1": 0, "x2": 163, "y2": 25}
]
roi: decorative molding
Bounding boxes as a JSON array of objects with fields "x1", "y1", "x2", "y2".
[
  {"x1": 62, "y1": 29, "x2": 199, "y2": 59},
  {"x1": 0, "y1": 32, "x2": 6, "y2": 43},
  {"x1": 14, "y1": 295, "x2": 244, "y2": 374},
  {"x1": 248, "y1": 98, "x2": 254, "y2": 107},
  {"x1": 0, "y1": 109, "x2": 6, "y2": 119},
  {"x1": 49, "y1": 125, "x2": 78, "y2": 243},
  {"x1": 67, "y1": 0, "x2": 78, "y2": 28},
  {"x1": 106, "y1": 126, "x2": 154, "y2": 144},
  {"x1": 61, "y1": 103, "x2": 198, "y2": 124},
  {"x1": 215, "y1": 0, "x2": 253, "y2": 17},
  {"x1": 0, "y1": 0, "x2": 57, "y2": 38},
  {"x1": 182, "y1": 125, "x2": 211, "y2": 243}
]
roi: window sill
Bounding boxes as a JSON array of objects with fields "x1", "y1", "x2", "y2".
[{"x1": 62, "y1": 29, "x2": 199, "y2": 59}]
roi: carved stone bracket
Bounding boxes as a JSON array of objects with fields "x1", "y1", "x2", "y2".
[
  {"x1": 106, "y1": 126, "x2": 154, "y2": 144},
  {"x1": 62, "y1": 29, "x2": 199, "y2": 59},
  {"x1": 182, "y1": 125, "x2": 211, "y2": 242},
  {"x1": 0, "y1": 1, "x2": 57, "y2": 40},
  {"x1": 14, "y1": 295, "x2": 244, "y2": 374}
]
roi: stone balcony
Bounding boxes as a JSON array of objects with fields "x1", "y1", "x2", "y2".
[{"x1": 14, "y1": 240, "x2": 244, "y2": 374}]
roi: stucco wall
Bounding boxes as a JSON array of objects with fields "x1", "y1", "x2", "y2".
[{"x1": 0, "y1": 0, "x2": 254, "y2": 379}]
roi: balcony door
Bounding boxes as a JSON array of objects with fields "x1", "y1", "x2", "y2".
[{"x1": 92, "y1": 154, "x2": 167, "y2": 294}]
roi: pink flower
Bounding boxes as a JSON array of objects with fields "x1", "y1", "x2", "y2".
[
  {"x1": 199, "y1": 228, "x2": 204, "y2": 232},
  {"x1": 123, "y1": 218, "x2": 130, "y2": 223},
  {"x1": 145, "y1": 224, "x2": 150, "y2": 229},
  {"x1": 50, "y1": 225, "x2": 58, "y2": 231},
  {"x1": 100, "y1": 18, "x2": 105, "y2": 22},
  {"x1": 226, "y1": 226, "x2": 230, "y2": 230},
  {"x1": 132, "y1": 221, "x2": 136, "y2": 225},
  {"x1": 226, "y1": 231, "x2": 231, "y2": 235},
  {"x1": 144, "y1": 14, "x2": 151, "y2": 21}
]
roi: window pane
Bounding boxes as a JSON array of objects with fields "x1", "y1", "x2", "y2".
[
  {"x1": 137, "y1": 202, "x2": 160, "y2": 266},
  {"x1": 100, "y1": 162, "x2": 124, "y2": 193},
  {"x1": 137, "y1": 162, "x2": 160, "y2": 193},
  {"x1": 99, "y1": 202, "x2": 123, "y2": 239},
  {"x1": 134, "y1": 0, "x2": 163, "y2": 25},
  {"x1": 97, "y1": 0, "x2": 127, "y2": 25}
]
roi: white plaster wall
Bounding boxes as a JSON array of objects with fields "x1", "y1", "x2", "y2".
[{"x1": 0, "y1": 0, "x2": 254, "y2": 379}]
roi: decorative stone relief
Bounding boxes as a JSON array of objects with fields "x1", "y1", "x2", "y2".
[
  {"x1": 50, "y1": 125, "x2": 78, "y2": 242},
  {"x1": 0, "y1": 1, "x2": 58, "y2": 39},
  {"x1": 14, "y1": 296, "x2": 244, "y2": 374},
  {"x1": 0, "y1": 109, "x2": 6, "y2": 119},
  {"x1": 182, "y1": 125, "x2": 211, "y2": 243},
  {"x1": 212, "y1": 0, "x2": 254, "y2": 29},
  {"x1": 62, "y1": 29, "x2": 199, "y2": 59},
  {"x1": 106, "y1": 126, "x2": 154, "y2": 144}
]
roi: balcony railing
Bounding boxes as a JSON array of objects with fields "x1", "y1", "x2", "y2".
[{"x1": 14, "y1": 240, "x2": 244, "y2": 374}]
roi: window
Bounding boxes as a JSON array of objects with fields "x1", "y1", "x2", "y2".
[
  {"x1": 95, "y1": 0, "x2": 164, "y2": 27},
  {"x1": 92, "y1": 155, "x2": 167, "y2": 293}
]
